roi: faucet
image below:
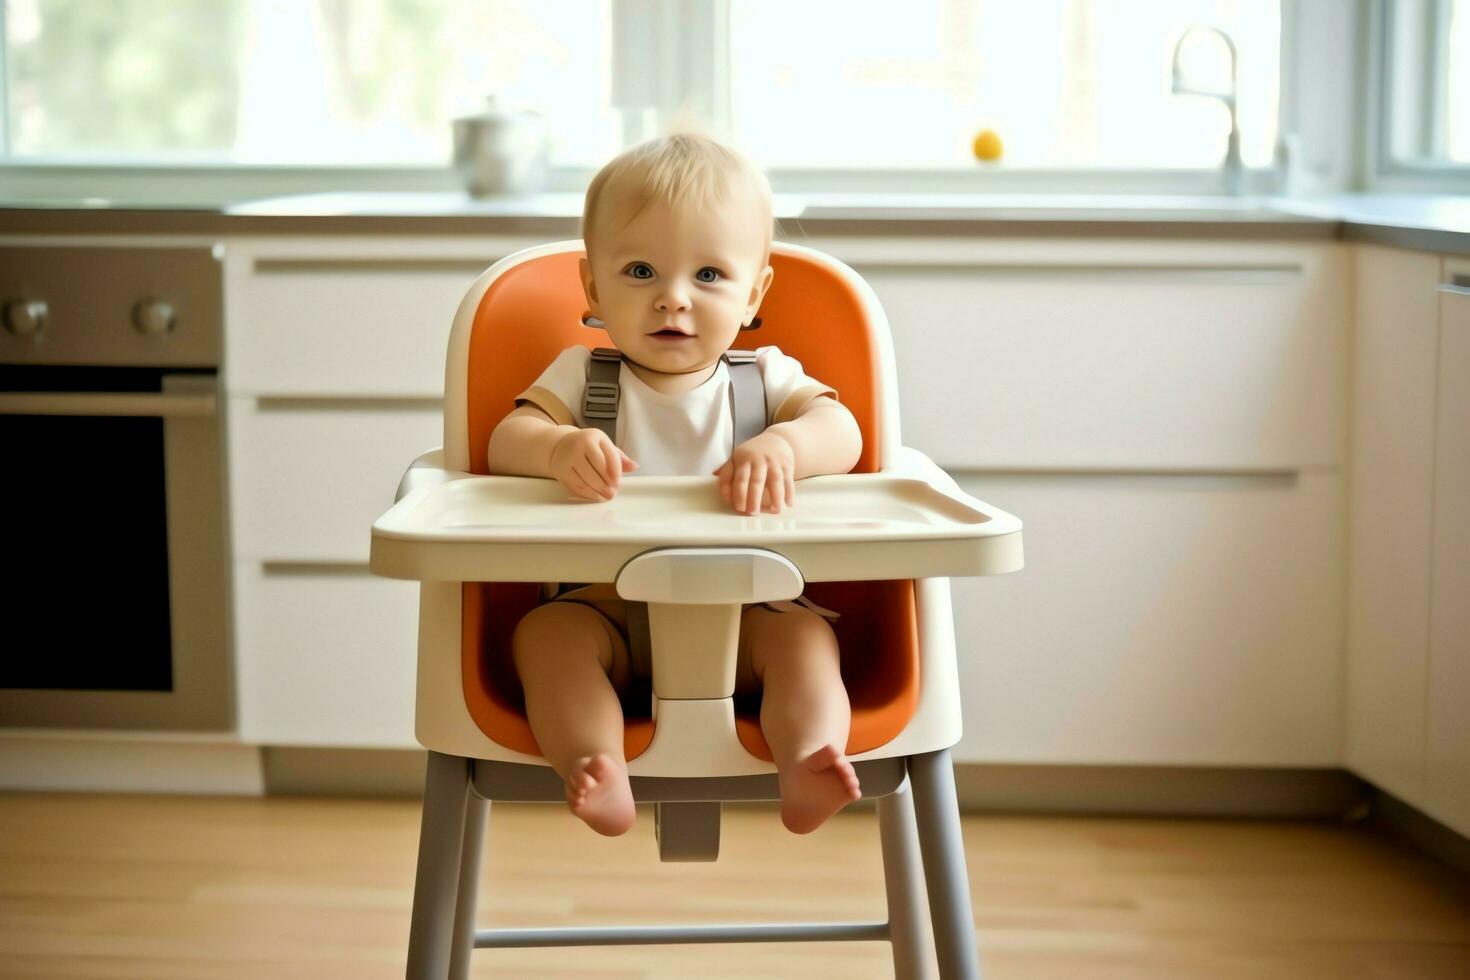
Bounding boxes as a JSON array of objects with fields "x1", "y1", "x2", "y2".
[{"x1": 1170, "y1": 24, "x2": 1243, "y2": 195}]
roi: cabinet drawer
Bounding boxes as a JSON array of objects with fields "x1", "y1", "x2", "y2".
[
  {"x1": 223, "y1": 239, "x2": 537, "y2": 396},
  {"x1": 949, "y1": 469, "x2": 1344, "y2": 766},
  {"x1": 227, "y1": 399, "x2": 441, "y2": 562},
  {"x1": 234, "y1": 565, "x2": 419, "y2": 747},
  {"x1": 833, "y1": 241, "x2": 1349, "y2": 469}
]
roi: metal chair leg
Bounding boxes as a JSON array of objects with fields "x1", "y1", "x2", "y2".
[
  {"x1": 878, "y1": 775, "x2": 934, "y2": 980},
  {"x1": 407, "y1": 751, "x2": 472, "y2": 980},
  {"x1": 908, "y1": 748, "x2": 982, "y2": 979},
  {"x1": 448, "y1": 789, "x2": 489, "y2": 980}
]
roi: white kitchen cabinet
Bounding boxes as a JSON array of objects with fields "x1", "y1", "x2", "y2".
[
  {"x1": 234, "y1": 565, "x2": 419, "y2": 747},
  {"x1": 823, "y1": 238, "x2": 1350, "y2": 767},
  {"x1": 1344, "y1": 246, "x2": 1441, "y2": 805},
  {"x1": 950, "y1": 470, "x2": 1344, "y2": 766},
  {"x1": 222, "y1": 236, "x2": 538, "y2": 396},
  {"x1": 1425, "y1": 281, "x2": 1470, "y2": 836},
  {"x1": 811, "y1": 237, "x2": 1350, "y2": 471},
  {"x1": 226, "y1": 398, "x2": 441, "y2": 563},
  {"x1": 220, "y1": 238, "x2": 530, "y2": 747}
]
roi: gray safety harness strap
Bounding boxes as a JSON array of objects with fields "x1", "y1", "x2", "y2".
[{"x1": 583, "y1": 348, "x2": 623, "y2": 444}]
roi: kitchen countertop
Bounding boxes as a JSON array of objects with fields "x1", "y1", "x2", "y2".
[
  {"x1": 1, "y1": 191, "x2": 1467, "y2": 254},
  {"x1": 1279, "y1": 194, "x2": 1470, "y2": 255}
]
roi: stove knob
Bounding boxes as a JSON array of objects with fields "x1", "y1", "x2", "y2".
[
  {"x1": 132, "y1": 297, "x2": 176, "y2": 336},
  {"x1": 3, "y1": 299, "x2": 48, "y2": 338}
]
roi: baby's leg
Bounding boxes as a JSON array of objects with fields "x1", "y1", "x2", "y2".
[
  {"x1": 512, "y1": 602, "x2": 635, "y2": 836},
  {"x1": 742, "y1": 606, "x2": 862, "y2": 833}
]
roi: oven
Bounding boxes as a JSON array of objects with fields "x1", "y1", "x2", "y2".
[{"x1": 0, "y1": 244, "x2": 232, "y2": 730}]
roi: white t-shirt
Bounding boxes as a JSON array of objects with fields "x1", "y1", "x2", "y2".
[{"x1": 512, "y1": 345, "x2": 838, "y2": 476}]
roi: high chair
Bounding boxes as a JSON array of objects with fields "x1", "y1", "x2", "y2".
[{"x1": 369, "y1": 239, "x2": 1024, "y2": 979}]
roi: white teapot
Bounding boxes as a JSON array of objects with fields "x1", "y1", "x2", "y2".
[{"x1": 451, "y1": 95, "x2": 548, "y2": 197}]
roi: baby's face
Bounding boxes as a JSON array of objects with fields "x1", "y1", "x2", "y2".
[{"x1": 580, "y1": 187, "x2": 773, "y2": 377}]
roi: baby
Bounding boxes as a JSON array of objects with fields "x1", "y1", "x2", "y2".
[{"x1": 485, "y1": 133, "x2": 864, "y2": 837}]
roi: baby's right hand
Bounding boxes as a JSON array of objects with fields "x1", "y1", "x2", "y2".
[{"x1": 549, "y1": 428, "x2": 638, "y2": 501}]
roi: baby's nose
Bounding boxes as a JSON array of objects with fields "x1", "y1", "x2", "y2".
[{"x1": 654, "y1": 288, "x2": 690, "y2": 312}]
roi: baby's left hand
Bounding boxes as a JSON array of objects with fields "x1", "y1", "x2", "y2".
[{"x1": 713, "y1": 431, "x2": 796, "y2": 515}]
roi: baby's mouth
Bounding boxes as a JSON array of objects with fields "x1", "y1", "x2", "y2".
[{"x1": 650, "y1": 328, "x2": 693, "y2": 339}]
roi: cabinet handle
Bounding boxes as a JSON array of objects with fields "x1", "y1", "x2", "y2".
[
  {"x1": 252, "y1": 258, "x2": 496, "y2": 275},
  {"x1": 0, "y1": 391, "x2": 216, "y2": 417},
  {"x1": 254, "y1": 396, "x2": 442, "y2": 412},
  {"x1": 260, "y1": 562, "x2": 373, "y2": 577},
  {"x1": 856, "y1": 263, "x2": 1302, "y2": 284}
]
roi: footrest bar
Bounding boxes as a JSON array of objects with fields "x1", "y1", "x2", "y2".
[{"x1": 474, "y1": 920, "x2": 890, "y2": 948}]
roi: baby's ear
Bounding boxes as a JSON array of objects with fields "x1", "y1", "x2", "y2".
[
  {"x1": 579, "y1": 256, "x2": 600, "y2": 310},
  {"x1": 746, "y1": 264, "x2": 774, "y2": 316}
]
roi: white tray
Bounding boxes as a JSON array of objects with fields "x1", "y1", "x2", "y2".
[{"x1": 370, "y1": 469, "x2": 1023, "y2": 584}]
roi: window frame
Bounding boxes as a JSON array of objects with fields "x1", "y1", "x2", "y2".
[
  {"x1": 1, "y1": 0, "x2": 1313, "y2": 203},
  {"x1": 1365, "y1": 0, "x2": 1470, "y2": 192}
]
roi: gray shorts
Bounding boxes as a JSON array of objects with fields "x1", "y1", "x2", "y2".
[{"x1": 540, "y1": 581, "x2": 840, "y2": 697}]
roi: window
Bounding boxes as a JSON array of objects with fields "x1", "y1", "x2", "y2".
[
  {"x1": 1, "y1": 0, "x2": 1294, "y2": 196},
  {"x1": 2, "y1": 0, "x2": 616, "y2": 166},
  {"x1": 728, "y1": 0, "x2": 1280, "y2": 170},
  {"x1": 1375, "y1": 0, "x2": 1470, "y2": 183}
]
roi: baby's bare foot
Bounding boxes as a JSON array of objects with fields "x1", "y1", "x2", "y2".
[
  {"x1": 776, "y1": 744, "x2": 862, "y2": 834},
  {"x1": 565, "y1": 754, "x2": 635, "y2": 836}
]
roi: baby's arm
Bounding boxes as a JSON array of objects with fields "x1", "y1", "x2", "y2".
[
  {"x1": 766, "y1": 396, "x2": 863, "y2": 479},
  {"x1": 489, "y1": 404, "x2": 638, "y2": 499},
  {"x1": 486, "y1": 404, "x2": 578, "y2": 477}
]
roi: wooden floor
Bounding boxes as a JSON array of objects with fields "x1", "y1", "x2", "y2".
[{"x1": 1, "y1": 793, "x2": 1468, "y2": 979}]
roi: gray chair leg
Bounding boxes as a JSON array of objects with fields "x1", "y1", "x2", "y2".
[
  {"x1": 448, "y1": 789, "x2": 490, "y2": 980},
  {"x1": 407, "y1": 751, "x2": 472, "y2": 980},
  {"x1": 878, "y1": 775, "x2": 934, "y2": 980},
  {"x1": 908, "y1": 749, "x2": 982, "y2": 979}
]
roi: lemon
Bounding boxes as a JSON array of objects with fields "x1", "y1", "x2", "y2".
[{"x1": 972, "y1": 129, "x2": 1003, "y2": 162}]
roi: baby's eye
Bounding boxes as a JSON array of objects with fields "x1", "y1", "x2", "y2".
[
  {"x1": 625, "y1": 262, "x2": 654, "y2": 280},
  {"x1": 696, "y1": 267, "x2": 721, "y2": 283}
]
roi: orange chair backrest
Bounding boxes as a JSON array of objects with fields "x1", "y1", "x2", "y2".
[{"x1": 463, "y1": 243, "x2": 885, "y2": 476}]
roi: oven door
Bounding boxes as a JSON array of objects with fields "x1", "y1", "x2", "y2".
[{"x1": 0, "y1": 369, "x2": 232, "y2": 730}]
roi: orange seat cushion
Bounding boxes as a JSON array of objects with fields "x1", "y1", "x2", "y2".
[{"x1": 457, "y1": 246, "x2": 920, "y2": 761}]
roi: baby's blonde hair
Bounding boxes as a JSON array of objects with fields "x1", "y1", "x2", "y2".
[{"x1": 582, "y1": 129, "x2": 775, "y2": 268}]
